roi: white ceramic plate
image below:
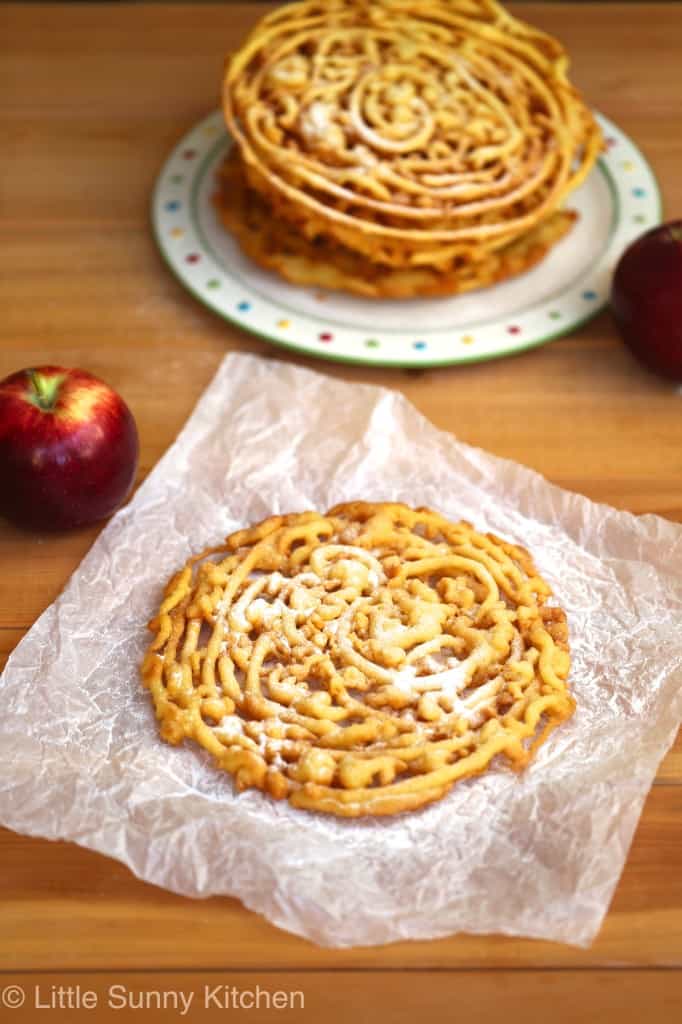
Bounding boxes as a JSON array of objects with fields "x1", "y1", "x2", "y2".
[{"x1": 152, "y1": 110, "x2": 661, "y2": 368}]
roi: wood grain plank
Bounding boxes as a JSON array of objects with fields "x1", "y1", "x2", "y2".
[
  {"x1": 3, "y1": 232, "x2": 682, "y2": 520},
  {"x1": 1, "y1": 5, "x2": 681, "y2": 123},
  {"x1": 0, "y1": 970, "x2": 681, "y2": 1024}
]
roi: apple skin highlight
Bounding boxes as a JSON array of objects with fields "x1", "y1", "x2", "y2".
[{"x1": 0, "y1": 366, "x2": 139, "y2": 531}]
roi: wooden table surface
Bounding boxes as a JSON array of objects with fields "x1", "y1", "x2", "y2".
[{"x1": 1, "y1": 3, "x2": 682, "y2": 1021}]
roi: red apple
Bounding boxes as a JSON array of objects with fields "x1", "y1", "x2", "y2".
[
  {"x1": 611, "y1": 220, "x2": 682, "y2": 380},
  {"x1": 0, "y1": 366, "x2": 139, "y2": 531}
]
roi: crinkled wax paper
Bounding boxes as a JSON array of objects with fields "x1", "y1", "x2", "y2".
[{"x1": 1, "y1": 352, "x2": 681, "y2": 948}]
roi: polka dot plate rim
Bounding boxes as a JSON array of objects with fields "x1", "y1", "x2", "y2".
[{"x1": 151, "y1": 110, "x2": 662, "y2": 369}]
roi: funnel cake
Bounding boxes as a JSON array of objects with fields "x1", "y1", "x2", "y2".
[
  {"x1": 214, "y1": 147, "x2": 577, "y2": 299},
  {"x1": 220, "y1": 0, "x2": 602, "y2": 295},
  {"x1": 142, "y1": 503, "x2": 573, "y2": 817}
]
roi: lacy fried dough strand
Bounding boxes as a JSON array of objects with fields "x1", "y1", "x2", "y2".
[
  {"x1": 221, "y1": 0, "x2": 602, "y2": 272},
  {"x1": 213, "y1": 147, "x2": 576, "y2": 298},
  {"x1": 142, "y1": 503, "x2": 574, "y2": 817}
]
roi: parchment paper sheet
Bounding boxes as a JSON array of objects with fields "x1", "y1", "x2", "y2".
[{"x1": 1, "y1": 352, "x2": 681, "y2": 948}]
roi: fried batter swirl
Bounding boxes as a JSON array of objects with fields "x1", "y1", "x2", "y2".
[
  {"x1": 222, "y1": 0, "x2": 601, "y2": 274},
  {"x1": 142, "y1": 503, "x2": 573, "y2": 817}
]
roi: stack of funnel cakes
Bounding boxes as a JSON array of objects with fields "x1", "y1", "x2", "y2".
[
  {"x1": 217, "y1": 0, "x2": 602, "y2": 299},
  {"x1": 142, "y1": 503, "x2": 574, "y2": 817}
]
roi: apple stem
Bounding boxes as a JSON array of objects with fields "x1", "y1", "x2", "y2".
[{"x1": 28, "y1": 369, "x2": 56, "y2": 411}]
